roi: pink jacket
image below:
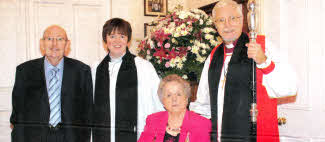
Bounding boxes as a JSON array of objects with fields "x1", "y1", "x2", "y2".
[{"x1": 138, "y1": 110, "x2": 211, "y2": 142}]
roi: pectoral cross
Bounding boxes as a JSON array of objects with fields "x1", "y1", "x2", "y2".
[
  {"x1": 221, "y1": 77, "x2": 226, "y2": 89},
  {"x1": 221, "y1": 65, "x2": 228, "y2": 89}
]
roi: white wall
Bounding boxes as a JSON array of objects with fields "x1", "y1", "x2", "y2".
[
  {"x1": 264, "y1": 0, "x2": 325, "y2": 141},
  {"x1": 186, "y1": 0, "x2": 218, "y2": 9},
  {"x1": 0, "y1": 0, "x2": 109, "y2": 141}
]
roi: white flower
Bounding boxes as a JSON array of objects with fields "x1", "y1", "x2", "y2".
[
  {"x1": 188, "y1": 12, "x2": 195, "y2": 18},
  {"x1": 205, "y1": 34, "x2": 213, "y2": 40},
  {"x1": 157, "y1": 60, "x2": 161, "y2": 64},
  {"x1": 196, "y1": 55, "x2": 206, "y2": 63},
  {"x1": 170, "y1": 59, "x2": 176, "y2": 67},
  {"x1": 203, "y1": 57, "x2": 207, "y2": 61},
  {"x1": 202, "y1": 27, "x2": 211, "y2": 33},
  {"x1": 182, "y1": 75, "x2": 188, "y2": 80},
  {"x1": 176, "y1": 26, "x2": 182, "y2": 32},
  {"x1": 180, "y1": 23, "x2": 186, "y2": 29},
  {"x1": 192, "y1": 9, "x2": 200, "y2": 14},
  {"x1": 203, "y1": 27, "x2": 216, "y2": 33},
  {"x1": 191, "y1": 45, "x2": 199, "y2": 54},
  {"x1": 210, "y1": 40, "x2": 216, "y2": 46},
  {"x1": 179, "y1": 11, "x2": 188, "y2": 19},
  {"x1": 181, "y1": 30, "x2": 188, "y2": 36},
  {"x1": 202, "y1": 50, "x2": 207, "y2": 55},
  {"x1": 199, "y1": 19, "x2": 204, "y2": 25},
  {"x1": 169, "y1": 27, "x2": 175, "y2": 33},
  {"x1": 194, "y1": 40, "x2": 201, "y2": 46},
  {"x1": 207, "y1": 19, "x2": 213, "y2": 25},
  {"x1": 172, "y1": 38, "x2": 177, "y2": 43},
  {"x1": 164, "y1": 28, "x2": 171, "y2": 34},
  {"x1": 194, "y1": 14, "x2": 200, "y2": 19},
  {"x1": 174, "y1": 32, "x2": 180, "y2": 37},
  {"x1": 210, "y1": 39, "x2": 219, "y2": 46},
  {"x1": 146, "y1": 55, "x2": 152, "y2": 60},
  {"x1": 200, "y1": 43, "x2": 207, "y2": 49},
  {"x1": 210, "y1": 27, "x2": 217, "y2": 33},
  {"x1": 202, "y1": 28, "x2": 209, "y2": 33},
  {"x1": 182, "y1": 56, "x2": 187, "y2": 62},
  {"x1": 174, "y1": 56, "x2": 182, "y2": 63},
  {"x1": 176, "y1": 62, "x2": 183, "y2": 69},
  {"x1": 192, "y1": 9, "x2": 206, "y2": 16},
  {"x1": 169, "y1": 22, "x2": 176, "y2": 27}
]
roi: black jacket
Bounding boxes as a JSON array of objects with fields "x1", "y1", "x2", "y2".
[{"x1": 10, "y1": 57, "x2": 93, "y2": 142}]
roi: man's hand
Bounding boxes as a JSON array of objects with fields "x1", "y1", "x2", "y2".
[
  {"x1": 246, "y1": 42, "x2": 267, "y2": 64},
  {"x1": 10, "y1": 123, "x2": 14, "y2": 129}
]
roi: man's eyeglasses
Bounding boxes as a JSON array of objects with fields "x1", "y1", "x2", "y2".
[
  {"x1": 214, "y1": 16, "x2": 242, "y2": 25},
  {"x1": 43, "y1": 37, "x2": 67, "y2": 42}
]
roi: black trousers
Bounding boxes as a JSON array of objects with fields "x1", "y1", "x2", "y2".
[{"x1": 46, "y1": 124, "x2": 64, "y2": 142}]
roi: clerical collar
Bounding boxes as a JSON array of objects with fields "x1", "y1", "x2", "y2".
[
  {"x1": 224, "y1": 39, "x2": 238, "y2": 54},
  {"x1": 226, "y1": 44, "x2": 234, "y2": 48},
  {"x1": 110, "y1": 53, "x2": 125, "y2": 63}
]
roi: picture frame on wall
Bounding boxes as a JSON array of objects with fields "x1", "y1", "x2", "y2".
[
  {"x1": 144, "y1": 0, "x2": 168, "y2": 17},
  {"x1": 144, "y1": 23, "x2": 157, "y2": 37}
]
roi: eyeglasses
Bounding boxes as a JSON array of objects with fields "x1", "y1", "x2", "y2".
[
  {"x1": 214, "y1": 16, "x2": 242, "y2": 25},
  {"x1": 43, "y1": 37, "x2": 67, "y2": 42}
]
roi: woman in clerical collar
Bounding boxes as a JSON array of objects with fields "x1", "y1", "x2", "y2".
[{"x1": 93, "y1": 18, "x2": 164, "y2": 142}]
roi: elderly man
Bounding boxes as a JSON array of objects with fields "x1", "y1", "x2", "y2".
[
  {"x1": 190, "y1": 0, "x2": 297, "y2": 142},
  {"x1": 10, "y1": 25, "x2": 93, "y2": 142}
]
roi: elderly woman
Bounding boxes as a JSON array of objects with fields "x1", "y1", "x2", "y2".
[
  {"x1": 138, "y1": 74, "x2": 211, "y2": 142},
  {"x1": 92, "y1": 18, "x2": 164, "y2": 142}
]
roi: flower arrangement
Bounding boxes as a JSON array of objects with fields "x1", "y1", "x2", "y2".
[{"x1": 137, "y1": 9, "x2": 222, "y2": 81}]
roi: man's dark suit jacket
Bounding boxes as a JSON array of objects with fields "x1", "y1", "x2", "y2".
[{"x1": 10, "y1": 57, "x2": 93, "y2": 142}]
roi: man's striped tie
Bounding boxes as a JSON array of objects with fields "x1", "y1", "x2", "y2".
[{"x1": 48, "y1": 68, "x2": 61, "y2": 127}]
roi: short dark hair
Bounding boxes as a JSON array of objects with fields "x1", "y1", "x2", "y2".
[{"x1": 102, "y1": 18, "x2": 132, "y2": 43}]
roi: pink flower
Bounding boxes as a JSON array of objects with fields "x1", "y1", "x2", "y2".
[
  {"x1": 187, "y1": 46, "x2": 191, "y2": 50},
  {"x1": 147, "y1": 50, "x2": 150, "y2": 54},
  {"x1": 164, "y1": 43, "x2": 171, "y2": 48},
  {"x1": 165, "y1": 62, "x2": 170, "y2": 68},
  {"x1": 158, "y1": 42, "x2": 162, "y2": 47}
]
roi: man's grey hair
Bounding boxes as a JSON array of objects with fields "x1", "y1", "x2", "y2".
[{"x1": 212, "y1": 0, "x2": 243, "y2": 19}]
